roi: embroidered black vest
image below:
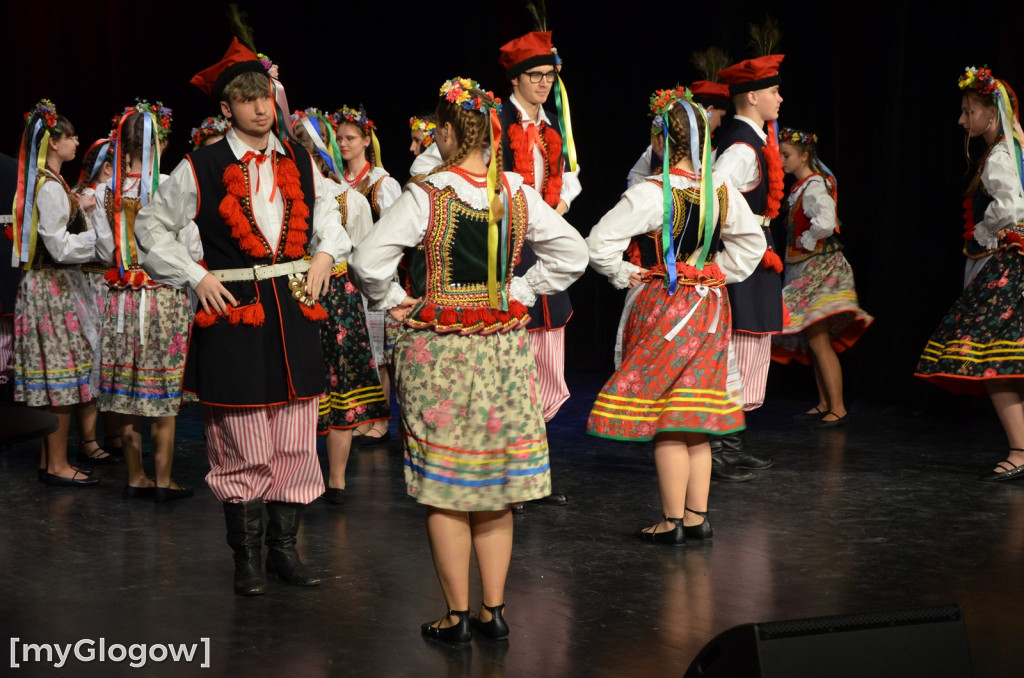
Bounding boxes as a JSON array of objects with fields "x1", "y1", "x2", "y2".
[{"x1": 183, "y1": 138, "x2": 325, "y2": 406}]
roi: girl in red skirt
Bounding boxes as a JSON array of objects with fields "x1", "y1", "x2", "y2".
[{"x1": 586, "y1": 87, "x2": 765, "y2": 544}]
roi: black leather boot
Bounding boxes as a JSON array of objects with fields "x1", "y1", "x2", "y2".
[
  {"x1": 720, "y1": 431, "x2": 775, "y2": 470},
  {"x1": 710, "y1": 435, "x2": 755, "y2": 482},
  {"x1": 224, "y1": 499, "x2": 266, "y2": 596},
  {"x1": 265, "y1": 502, "x2": 321, "y2": 587}
]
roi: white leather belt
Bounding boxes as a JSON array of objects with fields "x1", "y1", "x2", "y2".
[
  {"x1": 0, "y1": 215, "x2": 13, "y2": 224},
  {"x1": 211, "y1": 259, "x2": 310, "y2": 282},
  {"x1": 754, "y1": 214, "x2": 771, "y2": 227}
]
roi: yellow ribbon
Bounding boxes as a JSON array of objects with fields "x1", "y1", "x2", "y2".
[
  {"x1": 23, "y1": 131, "x2": 51, "y2": 270},
  {"x1": 370, "y1": 129, "x2": 383, "y2": 168},
  {"x1": 486, "y1": 109, "x2": 501, "y2": 308}
]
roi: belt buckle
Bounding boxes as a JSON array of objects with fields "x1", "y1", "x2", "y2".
[{"x1": 252, "y1": 263, "x2": 268, "y2": 280}]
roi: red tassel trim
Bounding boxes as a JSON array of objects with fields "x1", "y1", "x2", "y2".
[
  {"x1": 299, "y1": 302, "x2": 327, "y2": 321},
  {"x1": 102, "y1": 267, "x2": 158, "y2": 289},
  {"x1": 764, "y1": 143, "x2": 785, "y2": 220},
  {"x1": 3, "y1": 224, "x2": 12, "y2": 242},
  {"x1": 193, "y1": 302, "x2": 267, "y2": 328},
  {"x1": 761, "y1": 248, "x2": 784, "y2": 273},
  {"x1": 405, "y1": 301, "x2": 531, "y2": 335},
  {"x1": 507, "y1": 121, "x2": 563, "y2": 208},
  {"x1": 645, "y1": 263, "x2": 727, "y2": 286}
]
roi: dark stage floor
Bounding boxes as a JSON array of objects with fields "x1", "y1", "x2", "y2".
[{"x1": 1, "y1": 373, "x2": 1022, "y2": 677}]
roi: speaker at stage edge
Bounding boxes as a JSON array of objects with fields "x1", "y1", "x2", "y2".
[{"x1": 684, "y1": 604, "x2": 972, "y2": 678}]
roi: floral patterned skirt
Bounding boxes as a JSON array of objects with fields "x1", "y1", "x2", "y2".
[
  {"x1": 13, "y1": 268, "x2": 99, "y2": 407},
  {"x1": 772, "y1": 251, "x2": 873, "y2": 365},
  {"x1": 318, "y1": 272, "x2": 390, "y2": 431},
  {"x1": 98, "y1": 285, "x2": 190, "y2": 417},
  {"x1": 588, "y1": 281, "x2": 744, "y2": 441},
  {"x1": 916, "y1": 247, "x2": 1024, "y2": 395},
  {"x1": 394, "y1": 325, "x2": 550, "y2": 511}
]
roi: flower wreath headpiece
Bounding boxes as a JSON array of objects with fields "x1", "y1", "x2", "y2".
[
  {"x1": 190, "y1": 115, "x2": 231, "y2": 149},
  {"x1": 959, "y1": 65, "x2": 1024, "y2": 193},
  {"x1": 292, "y1": 107, "x2": 345, "y2": 177},
  {"x1": 409, "y1": 116, "x2": 436, "y2": 147},
  {"x1": 439, "y1": 77, "x2": 503, "y2": 115},
  {"x1": 647, "y1": 86, "x2": 715, "y2": 293},
  {"x1": 113, "y1": 99, "x2": 173, "y2": 141},
  {"x1": 12, "y1": 99, "x2": 67, "y2": 269},
  {"x1": 332, "y1": 105, "x2": 382, "y2": 168}
]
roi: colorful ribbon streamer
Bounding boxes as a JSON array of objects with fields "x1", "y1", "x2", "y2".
[
  {"x1": 660, "y1": 115, "x2": 678, "y2": 295},
  {"x1": 553, "y1": 74, "x2": 578, "y2": 173}
]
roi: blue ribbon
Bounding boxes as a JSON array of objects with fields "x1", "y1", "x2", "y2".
[
  {"x1": 309, "y1": 117, "x2": 336, "y2": 174},
  {"x1": 89, "y1": 142, "x2": 111, "y2": 184},
  {"x1": 661, "y1": 116, "x2": 678, "y2": 294},
  {"x1": 141, "y1": 113, "x2": 153, "y2": 206}
]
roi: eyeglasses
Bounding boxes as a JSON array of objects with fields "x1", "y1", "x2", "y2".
[{"x1": 522, "y1": 70, "x2": 557, "y2": 84}]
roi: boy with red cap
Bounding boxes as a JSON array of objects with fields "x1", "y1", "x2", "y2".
[
  {"x1": 709, "y1": 52, "x2": 786, "y2": 479},
  {"x1": 498, "y1": 29, "x2": 582, "y2": 509},
  {"x1": 133, "y1": 38, "x2": 351, "y2": 595}
]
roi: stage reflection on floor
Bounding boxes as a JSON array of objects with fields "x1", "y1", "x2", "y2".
[{"x1": 1, "y1": 373, "x2": 1020, "y2": 677}]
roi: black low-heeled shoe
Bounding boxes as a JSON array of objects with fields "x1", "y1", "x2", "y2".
[
  {"x1": 123, "y1": 484, "x2": 156, "y2": 499},
  {"x1": 323, "y1": 487, "x2": 346, "y2": 504},
  {"x1": 421, "y1": 609, "x2": 471, "y2": 644},
  {"x1": 76, "y1": 440, "x2": 120, "y2": 466},
  {"x1": 683, "y1": 507, "x2": 713, "y2": 540},
  {"x1": 154, "y1": 486, "x2": 194, "y2": 502},
  {"x1": 45, "y1": 470, "x2": 100, "y2": 487},
  {"x1": 635, "y1": 516, "x2": 686, "y2": 546},
  {"x1": 979, "y1": 450, "x2": 1024, "y2": 482},
  {"x1": 471, "y1": 603, "x2": 509, "y2": 640}
]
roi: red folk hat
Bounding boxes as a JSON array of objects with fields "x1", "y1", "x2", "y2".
[
  {"x1": 190, "y1": 37, "x2": 268, "y2": 101},
  {"x1": 689, "y1": 80, "x2": 731, "y2": 108},
  {"x1": 716, "y1": 54, "x2": 785, "y2": 96},
  {"x1": 499, "y1": 31, "x2": 558, "y2": 80}
]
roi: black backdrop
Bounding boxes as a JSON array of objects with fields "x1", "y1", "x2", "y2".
[{"x1": 6, "y1": 0, "x2": 1024, "y2": 410}]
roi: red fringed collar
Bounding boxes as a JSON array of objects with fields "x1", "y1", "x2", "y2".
[{"x1": 507, "y1": 119, "x2": 562, "y2": 208}]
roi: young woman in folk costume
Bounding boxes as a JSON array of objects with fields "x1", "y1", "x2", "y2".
[
  {"x1": 12, "y1": 100, "x2": 111, "y2": 486},
  {"x1": 332, "y1": 104, "x2": 401, "y2": 444},
  {"x1": 348, "y1": 77, "x2": 587, "y2": 643},
  {"x1": 68, "y1": 136, "x2": 125, "y2": 465},
  {"x1": 916, "y1": 67, "x2": 1024, "y2": 483},
  {"x1": 586, "y1": 87, "x2": 765, "y2": 545},
  {"x1": 290, "y1": 107, "x2": 389, "y2": 504},
  {"x1": 94, "y1": 102, "x2": 198, "y2": 501},
  {"x1": 771, "y1": 128, "x2": 873, "y2": 427}
]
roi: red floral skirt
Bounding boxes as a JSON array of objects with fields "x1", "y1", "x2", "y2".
[{"x1": 588, "y1": 277, "x2": 745, "y2": 441}]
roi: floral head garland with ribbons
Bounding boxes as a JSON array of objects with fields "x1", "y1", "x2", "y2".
[
  {"x1": 438, "y1": 76, "x2": 508, "y2": 309},
  {"x1": 959, "y1": 65, "x2": 1023, "y2": 191},
  {"x1": 648, "y1": 86, "x2": 714, "y2": 294},
  {"x1": 107, "y1": 100, "x2": 171, "y2": 279},
  {"x1": 291, "y1": 107, "x2": 345, "y2": 177},
  {"x1": 190, "y1": 115, "x2": 231, "y2": 149},
  {"x1": 332, "y1": 105, "x2": 382, "y2": 168},
  {"x1": 12, "y1": 99, "x2": 69, "y2": 269},
  {"x1": 779, "y1": 126, "x2": 837, "y2": 196},
  {"x1": 409, "y1": 116, "x2": 436, "y2": 147}
]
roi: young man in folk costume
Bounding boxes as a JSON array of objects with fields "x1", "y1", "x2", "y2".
[
  {"x1": 133, "y1": 38, "x2": 351, "y2": 595},
  {"x1": 709, "y1": 52, "x2": 787, "y2": 480},
  {"x1": 497, "y1": 30, "x2": 581, "y2": 510}
]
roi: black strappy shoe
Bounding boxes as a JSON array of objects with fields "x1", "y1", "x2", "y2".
[
  {"x1": 471, "y1": 602, "x2": 509, "y2": 640},
  {"x1": 421, "y1": 609, "x2": 471, "y2": 644},
  {"x1": 635, "y1": 516, "x2": 686, "y2": 546}
]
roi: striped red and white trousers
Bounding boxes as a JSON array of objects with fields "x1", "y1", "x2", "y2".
[
  {"x1": 732, "y1": 331, "x2": 773, "y2": 412},
  {"x1": 528, "y1": 327, "x2": 570, "y2": 422},
  {"x1": 203, "y1": 397, "x2": 324, "y2": 504}
]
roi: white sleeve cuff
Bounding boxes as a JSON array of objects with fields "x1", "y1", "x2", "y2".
[
  {"x1": 373, "y1": 282, "x2": 408, "y2": 311},
  {"x1": 509, "y1": 275, "x2": 537, "y2": 307},
  {"x1": 610, "y1": 261, "x2": 640, "y2": 289}
]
